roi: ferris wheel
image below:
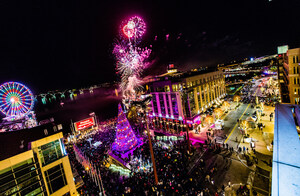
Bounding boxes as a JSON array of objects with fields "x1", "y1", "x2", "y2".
[{"x1": 0, "y1": 82, "x2": 34, "y2": 117}]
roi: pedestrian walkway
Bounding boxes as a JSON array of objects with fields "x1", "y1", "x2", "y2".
[{"x1": 238, "y1": 105, "x2": 274, "y2": 157}]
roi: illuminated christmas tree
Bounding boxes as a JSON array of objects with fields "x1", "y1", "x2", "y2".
[{"x1": 112, "y1": 103, "x2": 141, "y2": 152}]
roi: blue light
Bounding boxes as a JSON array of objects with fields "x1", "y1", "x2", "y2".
[{"x1": 250, "y1": 57, "x2": 254, "y2": 61}]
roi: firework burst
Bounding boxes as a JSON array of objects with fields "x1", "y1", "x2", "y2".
[
  {"x1": 122, "y1": 16, "x2": 146, "y2": 39},
  {"x1": 113, "y1": 16, "x2": 151, "y2": 101}
]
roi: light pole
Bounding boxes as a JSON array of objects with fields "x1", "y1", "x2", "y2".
[
  {"x1": 145, "y1": 112, "x2": 159, "y2": 185},
  {"x1": 184, "y1": 117, "x2": 191, "y2": 154}
]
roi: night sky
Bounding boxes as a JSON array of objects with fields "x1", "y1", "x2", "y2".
[{"x1": 0, "y1": 0, "x2": 299, "y2": 93}]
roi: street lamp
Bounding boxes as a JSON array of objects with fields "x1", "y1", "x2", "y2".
[
  {"x1": 184, "y1": 121, "x2": 191, "y2": 153},
  {"x1": 145, "y1": 113, "x2": 159, "y2": 185}
]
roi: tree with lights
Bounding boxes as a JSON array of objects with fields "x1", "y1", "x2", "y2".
[
  {"x1": 233, "y1": 95, "x2": 241, "y2": 105},
  {"x1": 112, "y1": 103, "x2": 141, "y2": 152}
]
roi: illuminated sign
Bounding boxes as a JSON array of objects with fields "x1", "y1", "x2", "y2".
[
  {"x1": 277, "y1": 45, "x2": 288, "y2": 54},
  {"x1": 167, "y1": 69, "x2": 178, "y2": 74},
  {"x1": 186, "y1": 120, "x2": 193, "y2": 124},
  {"x1": 74, "y1": 117, "x2": 95, "y2": 131},
  {"x1": 155, "y1": 136, "x2": 185, "y2": 141}
]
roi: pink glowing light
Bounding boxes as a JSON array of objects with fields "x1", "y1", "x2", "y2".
[
  {"x1": 113, "y1": 16, "x2": 151, "y2": 101},
  {"x1": 113, "y1": 43, "x2": 151, "y2": 94},
  {"x1": 166, "y1": 34, "x2": 169, "y2": 40},
  {"x1": 122, "y1": 16, "x2": 146, "y2": 39}
]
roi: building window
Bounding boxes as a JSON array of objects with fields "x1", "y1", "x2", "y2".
[
  {"x1": 297, "y1": 67, "x2": 299, "y2": 74},
  {"x1": 189, "y1": 91, "x2": 196, "y2": 116},
  {"x1": 38, "y1": 139, "x2": 65, "y2": 166},
  {"x1": 152, "y1": 94, "x2": 159, "y2": 114},
  {"x1": 297, "y1": 56, "x2": 299, "y2": 63},
  {"x1": 0, "y1": 159, "x2": 45, "y2": 196},
  {"x1": 171, "y1": 94, "x2": 179, "y2": 117},
  {"x1": 172, "y1": 84, "x2": 178, "y2": 92},
  {"x1": 164, "y1": 85, "x2": 170, "y2": 92},
  {"x1": 294, "y1": 67, "x2": 296, "y2": 74},
  {"x1": 44, "y1": 164, "x2": 67, "y2": 194},
  {"x1": 166, "y1": 94, "x2": 171, "y2": 116},
  {"x1": 159, "y1": 94, "x2": 166, "y2": 116},
  {"x1": 293, "y1": 56, "x2": 295, "y2": 64}
]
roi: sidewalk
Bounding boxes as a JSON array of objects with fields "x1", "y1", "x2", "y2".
[{"x1": 238, "y1": 105, "x2": 274, "y2": 158}]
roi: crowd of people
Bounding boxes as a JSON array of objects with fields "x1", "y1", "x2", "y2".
[{"x1": 65, "y1": 114, "x2": 253, "y2": 195}]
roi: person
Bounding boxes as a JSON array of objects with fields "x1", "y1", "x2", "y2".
[{"x1": 206, "y1": 175, "x2": 210, "y2": 182}]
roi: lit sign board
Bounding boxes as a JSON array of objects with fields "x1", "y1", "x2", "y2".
[
  {"x1": 74, "y1": 117, "x2": 95, "y2": 131},
  {"x1": 167, "y1": 69, "x2": 177, "y2": 74},
  {"x1": 169, "y1": 64, "x2": 174, "y2": 69},
  {"x1": 277, "y1": 45, "x2": 288, "y2": 54},
  {"x1": 155, "y1": 136, "x2": 185, "y2": 141}
]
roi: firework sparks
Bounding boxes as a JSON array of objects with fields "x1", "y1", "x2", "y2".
[
  {"x1": 113, "y1": 16, "x2": 151, "y2": 101},
  {"x1": 122, "y1": 16, "x2": 146, "y2": 39}
]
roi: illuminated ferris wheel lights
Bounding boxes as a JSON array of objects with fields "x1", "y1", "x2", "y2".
[
  {"x1": 10, "y1": 97, "x2": 17, "y2": 103},
  {"x1": 0, "y1": 82, "x2": 34, "y2": 117}
]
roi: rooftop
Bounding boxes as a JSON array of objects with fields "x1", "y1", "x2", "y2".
[
  {"x1": 272, "y1": 104, "x2": 300, "y2": 195},
  {"x1": 0, "y1": 123, "x2": 62, "y2": 161},
  {"x1": 146, "y1": 67, "x2": 220, "y2": 84}
]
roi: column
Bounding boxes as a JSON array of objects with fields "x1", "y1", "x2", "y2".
[
  {"x1": 194, "y1": 87, "x2": 199, "y2": 113},
  {"x1": 168, "y1": 93, "x2": 173, "y2": 118},
  {"x1": 156, "y1": 93, "x2": 161, "y2": 116},
  {"x1": 163, "y1": 93, "x2": 168, "y2": 117},
  {"x1": 199, "y1": 86, "x2": 203, "y2": 111},
  {"x1": 203, "y1": 85, "x2": 207, "y2": 109}
]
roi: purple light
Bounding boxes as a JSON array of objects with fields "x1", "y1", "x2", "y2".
[{"x1": 112, "y1": 103, "x2": 142, "y2": 152}]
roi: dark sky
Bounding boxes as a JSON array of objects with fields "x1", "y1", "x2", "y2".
[{"x1": 0, "y1": 0, "x2": 299, "y2": 93}]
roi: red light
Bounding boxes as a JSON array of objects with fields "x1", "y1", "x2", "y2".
[{"x1": 74, "y1": 117, "x2": 95, "y2": 131}]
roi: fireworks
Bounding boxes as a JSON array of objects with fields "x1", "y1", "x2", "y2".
[
  {"x1": 113, "y1": 16, "x2": 151, "y2": 101},
  {"x1": 122, "y1": 16, "x2": 146, "y2": 39}
]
